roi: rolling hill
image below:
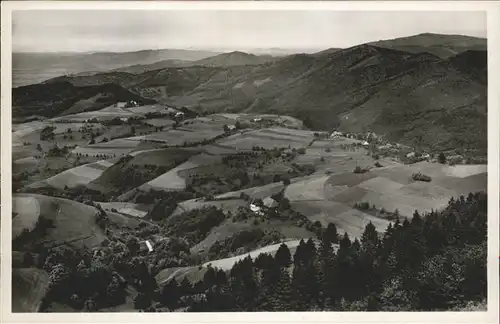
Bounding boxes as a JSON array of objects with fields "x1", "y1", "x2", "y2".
[
  {"x1": 370, "y1": 33, "x2": 487, "y2": 59},
  {"x1": 192, "y1": 51, "x2": 276, "y2": 67},
  {"x1": 13, "y1": 33, "x2": 487, "y2": 153},
  {"x1": 12, "y1": 49, "x2": 220, "y2": 87},
  {"x1": 12, "y1": 81, "x2": 156, "y2": 119}
]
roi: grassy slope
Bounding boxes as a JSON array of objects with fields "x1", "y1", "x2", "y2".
[
  {"x1": 12, "y1": 268, "x2": 50, "y2": 313},
  {"x1": 12, "y1": 193, "x2": 106, "y2": 251},
  {"x1": 89, "y1": 148, "x2": 199, "y2": 194},
  {"x1": 13, "y1": 82, "x2": 156, "y2": 118}
]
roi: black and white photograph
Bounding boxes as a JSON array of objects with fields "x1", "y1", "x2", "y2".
[{"x1": 1, "y1": 1, "x2": 499, "y2": 321}]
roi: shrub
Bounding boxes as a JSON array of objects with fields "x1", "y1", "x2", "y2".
[
  {"x1": 438, "y1": 152, "x2": 446, "y2": 164},
  {"x1": 353, "y1": 166, "x2": 368, "y2": 174},
  {"x1": 374, "y1": 162, "x2": 383, "y2": 168},
  {"x1": 412, "y1": 172, "x2": 432, "y2": 182},
  {"x1": 354, "y1": 202, "x2": 371, "y2": 210}
]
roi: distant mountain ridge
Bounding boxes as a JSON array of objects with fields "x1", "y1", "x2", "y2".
[
  {"x1": 12, "y1": 49, "x2": 221, "y2": 87},
  {"x1": 370, "y1": 33, "x2": 486, "y2": 59},
  {"x1": 13, "y1": 33, "x2": 487, "y2": 153}
]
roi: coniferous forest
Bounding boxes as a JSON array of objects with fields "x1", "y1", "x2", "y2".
[
  {"x1": 33, "y1": 192, "x2": 486, "y2": 312},
  {"x1": 180, "y1": 192, "x2": 487, "y2": 312}
]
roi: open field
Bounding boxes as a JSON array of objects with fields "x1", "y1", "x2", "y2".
[
  {"x1": 125, "y1": 147, "x2": 199, "y2": 165},
  {"x1": 133, "y1": 128, "x2": 225, "y2": 146},
  {"x1": 156, "y1": 266, "x2": 208, "y2": 287},
  {"x1": 12, "y1": 268, "x2": 51, "y2": 313},
  {"x1": 285, "y1": 175, "x2": 330, "y2": 201},
  {"x1": 156, "y1": 238, "x2": 310, "y2": 286},
  {"x1": 27, "y1": 160, "x2": 115, "y2": 190},
  {"x1": 290, "y1": 200, "x2": 390, "y2": 237},
  {"x1": 324, "y1": 163, "x2": 487, "y2": 218},
  {"x1": 72, "y1": 138, "x2": 143, "y2": 157},
  {"x1": 51, "y1": 104, "x2": 175, "y2": 123},
  {"x1": 143, "y1": 118, "x2": 174, "y2": 128},
  {"x1": 171, "y1": 198, "x2": 246, "y2": 217},
  {"x1": 216, "y1": 127, "x2": 313, "y2": 151},
  {"x1": 216, "y1": 113, "x2": 304, "y2": 129},
  {"x1": 138, "y1": 153, "x2": 221, "y2": 192},
  {"x1": 12, "y1": 196, "x2": 41, "y2": 239},
  {"x1": 214, "y1": 182, "x2": 285, "y2": 200},
  {"x1": 12, "y1": 194, "x2": 107, "y2": 250},
  {"x1": 97, "y1": 202, "x2": 151, "y2": 218},
  {"x1": 202, "y1": 239, "x2": 302, "y2": 271},
  {"x1": 190, "y1": 220, "x2": 255, "y2": 255}
]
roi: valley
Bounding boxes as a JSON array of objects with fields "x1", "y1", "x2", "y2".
[{"x1": 11, "y1": 32, "x2": 488, "y2": 313}]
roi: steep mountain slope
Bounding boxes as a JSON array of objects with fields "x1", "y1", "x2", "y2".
[
  {"x1": 170, "y1": 45, "x2": 486, "y2": 153},
  {"x1": 12, "y1": 81, "x2": 156, "y2": 118},
  {"x1": 370, "y1": 33, "x2": 486, "y2": 59},
  {"x1": 447, "y1": 50, "x2": 487, "y2": 85}
]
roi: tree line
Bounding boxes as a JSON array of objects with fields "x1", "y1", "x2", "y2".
[
  {"x1": 157, "y1": 192, "x2": 486, "y2": 312},
  {"x1": 33, "y1": 191, "x2": 486, "y2": 312}
]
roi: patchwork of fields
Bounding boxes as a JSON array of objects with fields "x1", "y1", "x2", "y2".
[
  {"x1": 12, "y1": 194, "x2": 107, "y2": 250},
  {"x1": 11, "y1": 105, "x2": 488, "y2": 312},
  {"x1": 28, "y1": 159, "x2": 115, "y2": 190},
  {"x1": 216, "y1": 127, "x2": 314, "y2": 151}
]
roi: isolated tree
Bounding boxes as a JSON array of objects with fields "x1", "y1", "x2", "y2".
[{"x1": 438, "y1": 152, "x2": 446, "y2": 164}]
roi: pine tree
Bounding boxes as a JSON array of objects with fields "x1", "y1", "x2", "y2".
[
  {"x1": 325, "y1": 223, "x2": 339, "y2": 243},
  {"x1": 305, "y1": 238, "x2": 317, "y2": 263},
  {"x1": 179, "y1": 277, "x2": 192, "y2": 295},
  {"x1": 293, "y1": 239, "x2": 307, "y2": 266},
  {"x1": 292, "y1": 239, "x2": 321, "y2": 309},
  {"x1": 333, "y1": 233, "x2": 357, "y2": 301},
  {"x1": 203, "y1": 266, "x2": 217, "y2": 290},
  {"x1": 273, "y1": 267, "x2": 293, "y2": 311},
  {"x1": 161, "y1": 279, "x2": 180, "y2": 309},
  {"x1": 361, "y1": 222, "x2": 379, "y2": 251},
  {"x1": 275, "y1": 243, "x2": 292, "y2": 267},
  {"x1": 256, "y1": 258, "x2": 280, "y2": 310},
  {"x1": 229, "y1": 256, "x2": 258, "y2": 310},
  {"x1": 317, "y1": 233, "x2": 334, "y2": 306}
]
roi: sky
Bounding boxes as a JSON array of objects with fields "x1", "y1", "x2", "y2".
[{"x1": 12, "y1": 10, "x2": 487, "y2": 53}]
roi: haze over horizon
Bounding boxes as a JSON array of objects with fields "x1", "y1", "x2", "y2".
[{"x1": 13, "y1": 10, "x2": 486, "y2": 53}]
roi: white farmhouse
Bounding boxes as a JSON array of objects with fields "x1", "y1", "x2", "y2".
[
  {"x1": 145, "y1": 240, "x2": 154, "y2": 253},
  {"x1": 330, "y1": 131, "x2": 343, "y2": 138},
  {"x1": 249, "y1": 203, "x2": 261, "y2": 213},
  {"x1": 227, "y1": 125, "x2": 237, "y2": 131}
]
